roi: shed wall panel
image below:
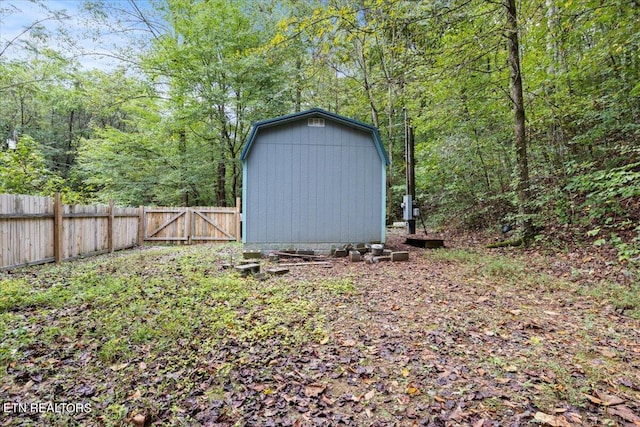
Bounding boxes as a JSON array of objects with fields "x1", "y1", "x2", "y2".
[{"x1": 244, "y1": 119, "x2": 383, "y2": 245}]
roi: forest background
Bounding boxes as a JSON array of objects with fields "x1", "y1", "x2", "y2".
[{"x1": 1, "y1": 0, "x2": 638, "y2": 263}]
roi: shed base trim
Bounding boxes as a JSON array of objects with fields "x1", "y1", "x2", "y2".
[{"x1": 243, "y1": 241, "x2": 384, "y2": 255}]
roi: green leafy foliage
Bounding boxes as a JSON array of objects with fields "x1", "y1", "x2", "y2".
[
  {"x1": 0, "y1": 134, "x2": 64, "y2": 195},
  {"x1": 565, "y1": 160, "x2": 640, "y2": 222},
  {"x1": 1, "y1": 0, "x2": 639, "y2": 257}
]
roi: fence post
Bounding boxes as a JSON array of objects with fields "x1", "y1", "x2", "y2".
[
  {"x1": 53, "y1": 193, "x2": 63, "y2": 263},
  {"x1": 235, "y1": 197, "x2": 241, "y2": 243},
  {"x1": 138, "y1": 206, "x2": 144, "y2": 246},
  {"x1": 107, "y1": 200, "x2": 114, "y2": 253},
  {"x1": 185, "y1": 207, "x2": 191, "y2": 245}
]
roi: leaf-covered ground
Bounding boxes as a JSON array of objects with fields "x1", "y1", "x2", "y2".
[{"x1": 1, "y1": 232, "x2": 639, "y2": 426}]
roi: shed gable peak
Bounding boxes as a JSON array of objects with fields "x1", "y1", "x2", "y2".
[{"x1": 240, "y1": 108, "x2": 389, "y2": 165}]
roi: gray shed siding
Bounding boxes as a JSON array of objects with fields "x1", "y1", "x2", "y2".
[{"x1": 244, "y1": 118, "x2": 384, "y2": 247}]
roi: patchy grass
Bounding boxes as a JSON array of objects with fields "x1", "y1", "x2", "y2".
[
  {"x1": 412, "y1": 247, "x2": 640, "y2": 422},
  {"x1": 0, "y1": 245, "x2": 328, "y2": 425},
  {"x1": 1, "y1": 243, "x2": 639, "y2": 426},
  {"x1": 578, "y1": 281, "x2": 640, "y2": 318},
  {"x1": 434, "y1": 247, "x2": 640, "y2": 317},
  {"x1": 430, "y1": 247, "x2": 526, "y2": 279}
]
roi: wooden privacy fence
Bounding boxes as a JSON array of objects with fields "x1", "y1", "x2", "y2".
[
  {"x1": 1, "y1": 194, "x2": 241, "y2": 270},
  {"x1": 1, "y1": 193, "x2": 139, "y2": 270}
]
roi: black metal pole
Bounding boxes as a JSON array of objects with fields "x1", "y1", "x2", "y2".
[{"x1": 404, "y1": 108, "x2": 416, "y2": 235}]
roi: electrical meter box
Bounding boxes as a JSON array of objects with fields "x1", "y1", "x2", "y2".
[{"x1": 402, "y1": 195, "x2": 413, "y2": 221}]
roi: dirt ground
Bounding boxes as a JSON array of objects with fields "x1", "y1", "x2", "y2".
[
  {"x1": 1, "y1": 229, "x2": 639, "y2": 426},
  {"x1": 211, "y1": 229, "x2": 640, "y2": 426}
]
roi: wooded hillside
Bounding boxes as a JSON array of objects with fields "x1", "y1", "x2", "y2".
[{"x1": 1, "y1": 0, "x2": 638, "y2": 262}]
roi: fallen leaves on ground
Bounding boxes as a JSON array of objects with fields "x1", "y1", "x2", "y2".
[{"x1": 0, "y1": 231, "x2": 639, "y2": 426}]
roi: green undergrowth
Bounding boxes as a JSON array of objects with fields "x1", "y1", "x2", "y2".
[
  {"x1": 428, "y1": 247, "x2": 640, "y2": 318},
  {"x1": 0, "y1": 245, "x2": 332, "y2": 366},
  {"x1": 0, "y1": 245, "x2": 341, "y2": 424},
  {"x1": 428, "y1": 248, "x2": 536, "y2": 285},
  {"x1": 425, "y1": 247, "x2": 639, "y2": 417},
  {"x1": 578, "y1": 281, "x2": 640, "y2": 319}
]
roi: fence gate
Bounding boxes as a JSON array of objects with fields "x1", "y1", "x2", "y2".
[
  {"x1": 143, "y1": 200, "x2": 240, "y2": 244},
  {"x1": 190, "y1": 207, "x2": 238, "y2": 242}
]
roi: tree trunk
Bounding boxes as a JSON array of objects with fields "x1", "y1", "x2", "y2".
[
  {"x1": 64, "y1": 109, "x2": 75, "y2": 178},
  {"x1": 179, "y1": 128, "x2": 188, "y2": 207},
  {"x1": 505, "y1": 0, "x2": 534, "y2": 243},
  {"x1": 216, "y1": 161, "x2": 226, "y2": 206},
  {"x1": 462, "y1": 95, "x2": 492, "y2": 192},
  {"x1": 295, "y1": 57, "x2": 302, "y2": 113}
]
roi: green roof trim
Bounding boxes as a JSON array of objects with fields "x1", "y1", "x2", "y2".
[{"x1": 240, "y1": 108, "x2": 390, "y2": 165}]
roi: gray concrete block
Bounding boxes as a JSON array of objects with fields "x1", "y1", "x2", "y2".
[
  {"x1": 268, "y1": 253, "x2": 280, "y2": 262},
  {"x1": 334, "y1": 249, "x2": 348, "y2": 257},
  {"x1": 242, "y1": 251, "x2": 262, "y2": 260},
  {"x1": 391, "y1": 251, "x2": 410, "y2": 262},
  {"x1": 296, "y1": 250, "x2": 315, "y2": 256},
  {"x1": 349, "y1": 251, "x2": 362, "y2": 262},
  {"x1": 235, "y1": 263, "x2": 260, "y2": 275}
]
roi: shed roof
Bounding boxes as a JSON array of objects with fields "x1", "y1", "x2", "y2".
[{"x1": 240, "y1": 108, "x2": 390, "y2": 165}]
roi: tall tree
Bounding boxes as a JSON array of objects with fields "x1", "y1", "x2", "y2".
[
  {"x1": 143, "y1": 0, "x2": 292, "y2": 206},
  {"x1": 278, "y1": 0, "x2": 422, "y2": 221},
  {"x1": 505, "y1": 0, "x2": 533, "y2": 242}
]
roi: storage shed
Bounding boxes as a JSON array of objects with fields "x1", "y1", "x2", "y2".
[{"x1": 240, "y1": 108, "x2": 389, "y2": 252}]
